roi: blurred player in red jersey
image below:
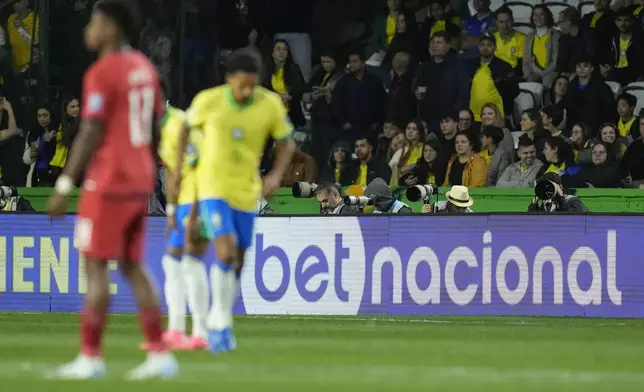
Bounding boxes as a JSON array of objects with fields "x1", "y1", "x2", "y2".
[{"x1": 46, "y1": 0, "x2": 179, "y2": 380}]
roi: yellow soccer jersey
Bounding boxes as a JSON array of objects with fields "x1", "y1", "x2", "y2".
[
  {"x1": 159, "y1": 106, "x2": 203, "y2": 205},
  {"x1": 187, "y1": 85, "x2": 293, "y2": 212}
]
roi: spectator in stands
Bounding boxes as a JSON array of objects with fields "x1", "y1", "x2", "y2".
[
  {"x1": 387, "y1": 129, "x2": 407, "y2": 172},
  {"x1": 467, "y1": 34, "x2": 518, "y2": 122},
  {"x1": 320, "y1": 140, "x2": 355, "y2": 186},
  {"x1": 458, "y1": 108, "x2": 478, "y2": 134},
  {"x1": 377, "y1": 121, "x2": 403, "y2": 160},
  {"x1": 496, "y1": 139, "x2": 544, "y2": 188},
  {"x1": 268, "y1": 0, "x2": 315, "y2": 82},
  {"x1": 564, "y1": 141, "x2": 620, "y2": 187},
  {"x1": 353, "y1": 137, "x2": 392, "y2": 186},
  {"x1": 386, "y1": 52, "x2": 415, "y2": 128},
  {"x1": 480, "y1": 103, "x2": 515, "y2": 155},
  {"x1": 630, "y1": 0, "x2": 644, "y2": 27},
  {"x1": 49, "y1": 96, "x2": 80, "y2": 181},
  {"x1": 461, "y1": 0, "x2": 495, "y2": 54},
  {"x1": 518, "y1": 108, "x2": 549, "y2": 161},
  {"x1": 383, "y1": 13, "x2": 419, "y2": 70},
  {"x1": 0, "y1": 96, "x2": 20, "y2": 186},
  {"x1": 569, "y1": 122, "x2": 594, "y2": 165},
  {"x1": 333, "y1": 49, "x2": 386, "y2": 143},
  {"x1": 264, "y1": 39, "x2": 305, "y2": 129},
  {"x1": 23, "y1": 104, "x2": 56, "y2": 187},
  {"x1": 557, "y1": 8, "x2": 594, "y2": 75},
  {"x1": 602, "y1": 9, "x2": 644, "y2": 86},
  {"x1": 598, "y1": 123, "x2": 627, "y2": 159},
  {"x1": 538, "y1": 136, "x2": 577, "y2": 177},
  {"x1": 368, "y1": 0, "x2": 415, "y2": 58},
  {"x1": 391, "y1": 119, "x2": 427, "y2": 185},
  {"x1": 565, "y1": 55, "x2": 616, "y2": 133},
  {"x1": 620, "y1": 114, "x2": 644, "y2": 186},
  {"x1": 306, "y1": 50, "x2": 343, "y2": 169},
  {"x1": 280, "y1": 146, "x2": 318, "y2": 187},
  {"x1": 524, "y1": 5, "x2": 560, "y2": 87},
  {"x1": 617, "y1": 92, "x2": 639, "y2": 141},
  {"x1": 406, "y1": 138, "x2": 447, "y2": 186},
  {"x1": 541, "y1": 104, "x2": 565, "y2": 135},
  {"x1": 438, "y1": 110, "x2": 459, "y2": 161},
  {"x1": 443, "y1": 131, "x2": 488, "y2": 187},
  {"x1": 546, "y1": 74, "x2": 569, "y2": 109},
  {"x1": 414, "y1": 32, "x2": 469, "y2": 134},
  {"x1": 581, "y1": 0, "x2": 616, "y2": 66},
  {"x1": 493, "y1": 7, "x2": 526, "y2": 75},
  {"x1": 480, "y1": 125, "x2": 511, "y2": 186},
  {"x1": 7, "y1": 0, "x2": 38, "y2": 75},
  {"x1": 420, "y1": 0, "x2": 461, "y2": 55}
]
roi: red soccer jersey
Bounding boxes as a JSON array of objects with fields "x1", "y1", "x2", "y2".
[{"x1": 81, "y1": 49, "x2": 163, "y2": 197}]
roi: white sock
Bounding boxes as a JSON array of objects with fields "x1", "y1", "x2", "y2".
[
  {"x1": 161, "y1": 254, "x2": 187, "y2": 333},
  {"x1": 181, "y1": 254, "x2": 209, "y2": 339},
  {"x1": 207, "y1": 261, "x2": 236, "y2": 330}
]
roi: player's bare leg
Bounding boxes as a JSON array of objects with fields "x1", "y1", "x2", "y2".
[
  {"x1": 51, "y1": 259, "x2": 109, "y2": 379},
  {"x1": 119, "y1": 261, "x2": 179, "y2": 380},
  {"x1": 181, "y1": 236, "x2": 210, "y2": 349},
  {"x1": 206, "y1": 234, "x2": 241, "y2": 353}
]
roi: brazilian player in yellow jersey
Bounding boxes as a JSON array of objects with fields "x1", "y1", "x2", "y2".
[
  {"x1": 174, "y1": 47, "x2": 296, "y2": 354},
  {"x1": 156, "y1": 105, "x2": 210, "y2": 351}
]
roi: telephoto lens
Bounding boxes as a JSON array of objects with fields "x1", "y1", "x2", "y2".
[
  {"x1": 405, "y1": 184, "x2": 437, "y2": 202},
  {"x1": 292, "y1": 182, "x2": 318, "y2": 198},
  {"x1": 534, "y1": 180, "x2": 556, "y2": 201}
]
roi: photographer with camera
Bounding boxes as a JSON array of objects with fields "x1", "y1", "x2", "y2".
[
  {"x1": 529, "y1": 172, "x2": 588, "y2": 213},
  {"x1": 345, "y1": 178, "x2": 412, "y2": 214},
  {"x1": 0, "y1": 185, "x2": 34, "y2": 211},
  {"x1": 415, "y1": 185, "x2": 474, "y2": 213},
  {"x1": 316, "y1": 183, "x2": 360, "y2": 215}
]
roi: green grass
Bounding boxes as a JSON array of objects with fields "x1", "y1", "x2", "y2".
[{"x1": 1, "y1": 313, "x2": 644, "y2": 391}]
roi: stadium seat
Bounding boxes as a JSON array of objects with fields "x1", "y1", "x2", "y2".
[
  {"x1": 511, "y1": 131, "x2": 523, "y2": 149},
  {"x1": 622, "y1": 86, "x2": 644, "y2": 115},
  {"x1": 605, "y1": 81, "x2": 621, "y2": 98},
  {"x1": 519, "y1": 81, "x2": 544, "y2": 107},
  {"x1": 490, "y1": 0, "x2": 507, "y2": 11},
  {"x1": 565, "y1": 0, "x2": 580, "y2": 9},
  {"x1": 544, "y1": 2, "x2": 574, "y2": 17},
  {"x1": 578, "y1": 1, "x2": 595, "y2": 16},
  {"x1": 514, "y1": 22, "x2": 533, "y2": 35},
  {"x1": 627, "y1": 81, "x2": 644, "y2": 89},
  {"x1": 514, "y1": 88, "x2": 538, "y2": 125},
  {"x1": 504, "y1": 2, "x2": 534, "y2": 23}
]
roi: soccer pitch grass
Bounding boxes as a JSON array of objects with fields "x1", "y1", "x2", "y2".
[{"x1": 1, "y1": 313, "x2": 644, "y2": 391}]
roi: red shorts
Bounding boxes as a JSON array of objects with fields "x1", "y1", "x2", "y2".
[{"x1": 75, "y1": 192, "x2": 148, "y2": 262}]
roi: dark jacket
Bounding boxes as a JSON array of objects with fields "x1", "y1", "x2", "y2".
[
  {"x1": 386, "y1": 70, "x2": 415, "y2": 126},
  {"x1": 557, "y1": 32, "x2": 596, "y2": 74},
  {"x1": 332, "y1": 70, "x2": 386, "y2": 141},
  {"x1": 414, "y1": 54, "x2": 470, "y2": 123},
  {"x1": 216, "y1": 0, "x2": 265, "y2": 50},
  {"x1": 528, "y1": 194, "x2": 588, "y2": 212},
  {"x1": 564, "y1": 76, "x2": 616, "y2": 132},
  {"x1": 306, "y1": 68, "x2": 344, "y2": 123},
  {"x1": 263, "y1": 61, "x2": 306, "y2": 127},
  {"x1": 383, "y1": 31, "x2": 420, "y2": 70},
  {"x1": 580, "y1": 9, "x2": 616, "y2": 66},
  {"x1": 608, "y1": 31, "x2": 644, "y2": 85},
  {"x1": 464, "y1": 56, "x2": 519, "y2": 117},
  {"x1": 620, "y1": 138, "x2": 644, "y2": 181},
  {"x1": 350, "y1": 156, "x2": 392, "y2": 185},
  {"x1": 419, "y1": 18, "x2": 461, "y2": 63},
  {"x1": 320, "y1": 140, "x2": 355, "y2": 186},
  {"x1": 364, "y1": 177, "x2": 413, "y2": 213},
  {"x1": 564, "y1": 163, "x2": 620, "y2": 188}
]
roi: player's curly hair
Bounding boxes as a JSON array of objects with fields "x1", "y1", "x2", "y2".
[
  {"x1": 94, "y1": 0, "x2": 142, "y2": 47},
  {"x1": 225, "y1": 47, "x2": 263, "y2": 74}
]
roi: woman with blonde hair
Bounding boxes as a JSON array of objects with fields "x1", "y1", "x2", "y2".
[{"x1": 480, "y1": 103, "x2": 515, "y2": 157}]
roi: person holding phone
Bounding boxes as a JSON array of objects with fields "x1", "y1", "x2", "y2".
[{"x1": 23, "y1": 104, "x2": 57, "y2": 186}]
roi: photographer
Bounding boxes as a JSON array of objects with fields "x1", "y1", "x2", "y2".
[
  {"x1": 420, "y1": 185, "x2": 473, "y2": 213},
  {"x1": 528, "y1": 172, "x2": 588, "y2": 213},
  {"x1": 316, "y1": 183, "x2": 359, "y2": 215},
  {"x1": 360, "y1": 178, "x2": 413, "y2": 214},
  {"x1": 0, "y1": 186, "x2": 34, "y2": 212}
]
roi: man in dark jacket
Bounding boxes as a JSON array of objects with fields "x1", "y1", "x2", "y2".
[
  {"x1": 364, "y1": 178, "x2": 413, "y2": 214},
  {"x1": 564, "y1": 54, "x2": 616, "y2": 133},
  {"x1": 332, "y1": 49, "x2": 386, "y2": 143},
  {"x1": 580, "y1": 0, "x2": 616, "y2": 66},
  {"x1": 386, "y1": 52, "x2": 416, "y2": 127},
  {"x1": 601, "y1": 9, "x2": 644, "y2": 86},
  {"x1": 557, "y1": 7, "x2": 595, "y2": 74},
  {"x1": 464, "y1": 34, "x2": 519, "y2": 120},
  {"x1": 351, "y1": 137, "x2": 391, "y2": 186},
  {"x1": 414, "y1": 32, "x2": 470, "y2": 134}
]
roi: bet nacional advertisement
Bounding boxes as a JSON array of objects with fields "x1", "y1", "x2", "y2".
[{"x1": 0, "y1": 214, "x2": 640, "y2": 318}]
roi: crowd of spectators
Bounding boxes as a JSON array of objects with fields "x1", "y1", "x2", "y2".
[{"x1": 2, "y1": 0, "x2": 644, "y2": 197}]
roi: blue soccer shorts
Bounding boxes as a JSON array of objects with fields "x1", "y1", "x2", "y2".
[
  {"x1": 199, "y1": 199, "x2": 256, "y2": 250},
  {"x1": 167, "y1": 203, "x2": 208, "y2": 249}
]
